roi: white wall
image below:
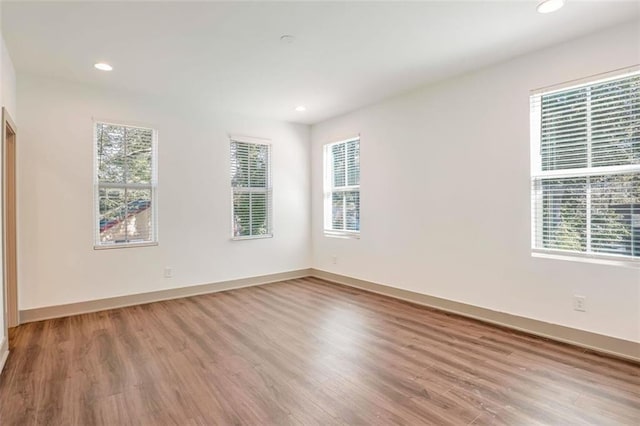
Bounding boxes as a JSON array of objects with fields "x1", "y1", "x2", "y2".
[
  {"x1": 311, "y1": 22, "x2": 640, "y2": 343},
  {"x1": 10, "y1": 18, "x2": 640, "y2": 345},
  {"x1": 1, "y1": 40, "x2": 16, "y2": 120},
  {"x1": 17, "y1": 74, "x2": 311, "y2": 309}
]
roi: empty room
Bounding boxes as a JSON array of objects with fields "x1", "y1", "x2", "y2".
[{"x1": 0, "y1": 0, "x2": 639, "y2": 424}]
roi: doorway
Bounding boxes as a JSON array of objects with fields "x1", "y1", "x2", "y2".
[{"x1": 3, "y1": 108, "x2": 17, "y2": 328}]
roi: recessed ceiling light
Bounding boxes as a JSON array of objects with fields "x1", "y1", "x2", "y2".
[
  {"x1": 280, "y1": 35, "x2": 296, "y2": 44},
  {"x1": 94, "y1": 63, "x2": 113, "y2": 71},
  {"x1": 295, "y1": 106, "x2": 306, "y2": 112},
  {"x1": 537, "y1": 0, "x2": 565, "y2": 14}
]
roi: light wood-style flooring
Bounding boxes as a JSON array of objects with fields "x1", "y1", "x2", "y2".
[{"x1": 1, "y1": 277, "x2": 638, "y2": 425}]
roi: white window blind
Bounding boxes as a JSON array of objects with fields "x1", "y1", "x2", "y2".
[
  {"x1": 230, "y1": 138, "x2": 272, "y2": 239},
  {"x1": 530, "y1": 70, "x2": 640, "y2": 260},
  {"x1": 95, "y1": 122, "x2": 157, "y2": 247},
  {"x1": 324, "y1": 137, "x2": 360, "y2": 236}
]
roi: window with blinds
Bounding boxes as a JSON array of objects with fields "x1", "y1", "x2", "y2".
[
  {"x1": 95, "y1": 122, "x2": 157, "y2": 247},
  {"x1": 530, "y1": 70, "x2": 639, "y2": 260},
  {"x1": 324, "y1": 137, "x2": 360, "y2": 236},
  {"x1": 230, "y1": 138, "x2": 272, "y2": 239}
]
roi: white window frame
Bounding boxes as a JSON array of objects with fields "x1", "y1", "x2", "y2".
[
  {"x1": 530, "y1": 67, "x2": 640, "y2": 267},
  {"x1": 93, "y1": 120, "x2": 158, "y2": 249},
  {"x1": 323, "y1": 136, "x2": 361, "y2": 238},
  {"x1": 230, "y1": 135, "x2": 273, "y2": 240}
]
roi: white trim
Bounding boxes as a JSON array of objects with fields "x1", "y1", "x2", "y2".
[
  {"x1": 232, "y1": 187, "x2": 269, "y2": 194},
  {"x1": 229, "y1": 134, "x2": 271, "y2": 145},
  {"x1": 324, "y1": 135, "x2": 360, "y2": 148},
  {"x1": 532, "y1": 248, "x2": 640, "y2": 269},
  {"x1": 330, "y1": 185, "x2": 360, "y2": 192},
  {"x1": 94, "y1": 241, "x2": 159, "y2": 250},
  {"x1": 324, "y1": 230, "x2": 360, "y2": 239},
  {"x1": 231, "y1": 234, "x2": 273, "y2": 241},
  {"x1": 98, "y1": 182, "x2": 154, "y2": 190},
  {"x1": 91, "y1": 117, "x2": 155, "y2": 131},
  {"x1": 530, "y1": 65, "x2": 640, "y2": 96},
  {"x1": 533, "y1": 164, "x2": 640, "y2": 179},
  {"x1": 1, "y1": 109, "x2": 15, "y2": 334}
]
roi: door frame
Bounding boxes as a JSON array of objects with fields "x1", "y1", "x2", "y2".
[{"x1": 2, "y1": 107, "x2": 18, "y2": 329}]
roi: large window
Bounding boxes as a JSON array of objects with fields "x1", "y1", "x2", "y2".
[
  {"x1": 530, "y1": 70, "x2": 639, "y2": 261},
  {"x1": 95, "y1": 122, "x2": 157, "y2": 247},
  {"x1": 324, "y1": 137, "x2": 360, "y2": 237},
  {"x1": 230, "y1": 137, "x2": 272, "y2": 239}
]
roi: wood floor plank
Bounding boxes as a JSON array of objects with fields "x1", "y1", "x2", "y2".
[{"x1": 1, "y1": 277, "x2": 638, "y2": 425}]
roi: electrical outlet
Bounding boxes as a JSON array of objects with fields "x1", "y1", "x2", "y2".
[
  {"x1": 573, "y1": 295, "x2": 586, "y2": 312},
  {"x1": 164, "y1": 267, "x2": 173, "y2": 278},
  {"x1": 332, "y1": 255, "x2": 337, "y2": 265}
]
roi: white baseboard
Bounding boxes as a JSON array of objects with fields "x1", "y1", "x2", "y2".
[
  {"x1": 0, "y1": 336, "x2": 8, "y2": 375},
  {"x1": 20, "y1": 268, "x2": 312, "y2": 324},
  {"x1": 309, "y1": 269, "x2": 640, "y2": 363},
  {"x1": 15, "y1": 267, "x2": 639, "y2": 363}
]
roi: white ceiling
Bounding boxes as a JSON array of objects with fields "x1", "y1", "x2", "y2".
[{"x1": 3, "y1": 1, "x2": 639, "y2": 124}]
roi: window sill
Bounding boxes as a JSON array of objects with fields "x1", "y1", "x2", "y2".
[
  {"x1": 94, "y1": 241, "x2": 158, "y2": 250},
  {"x1": 532, "y1": 249, "x2": 640, "y2": 269},
  {"x1": 324, "y1": 231, "x2": 360, "y2": 240},
  {"x1": 232, "y1": 234, "x2": 273, "y2": 241}
]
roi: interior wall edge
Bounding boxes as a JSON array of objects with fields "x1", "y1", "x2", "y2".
[
  {"x1": 309, "y1": 268, "x2": 640, "y2": 363},
  {"x1": 19, "y1": 268, "x2": 312, "y2": 324}
]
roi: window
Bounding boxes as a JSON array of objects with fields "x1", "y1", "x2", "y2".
[
  {"x1": 95, "y1": 122, "x2": 157, "y2": 247},
  {"x1": 530, "y1": 70, "x2": 639, "y2": 261},
  {"x1": 230, "y1": 137, "x2": 272, "y2": 239},
  {"x1": 324, "y1": 137, "x2": 360, "y2": 237}
]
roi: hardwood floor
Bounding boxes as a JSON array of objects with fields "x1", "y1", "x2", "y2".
[{"x1": 1, "y1": 277, "x2": 638, "y2": 425}]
